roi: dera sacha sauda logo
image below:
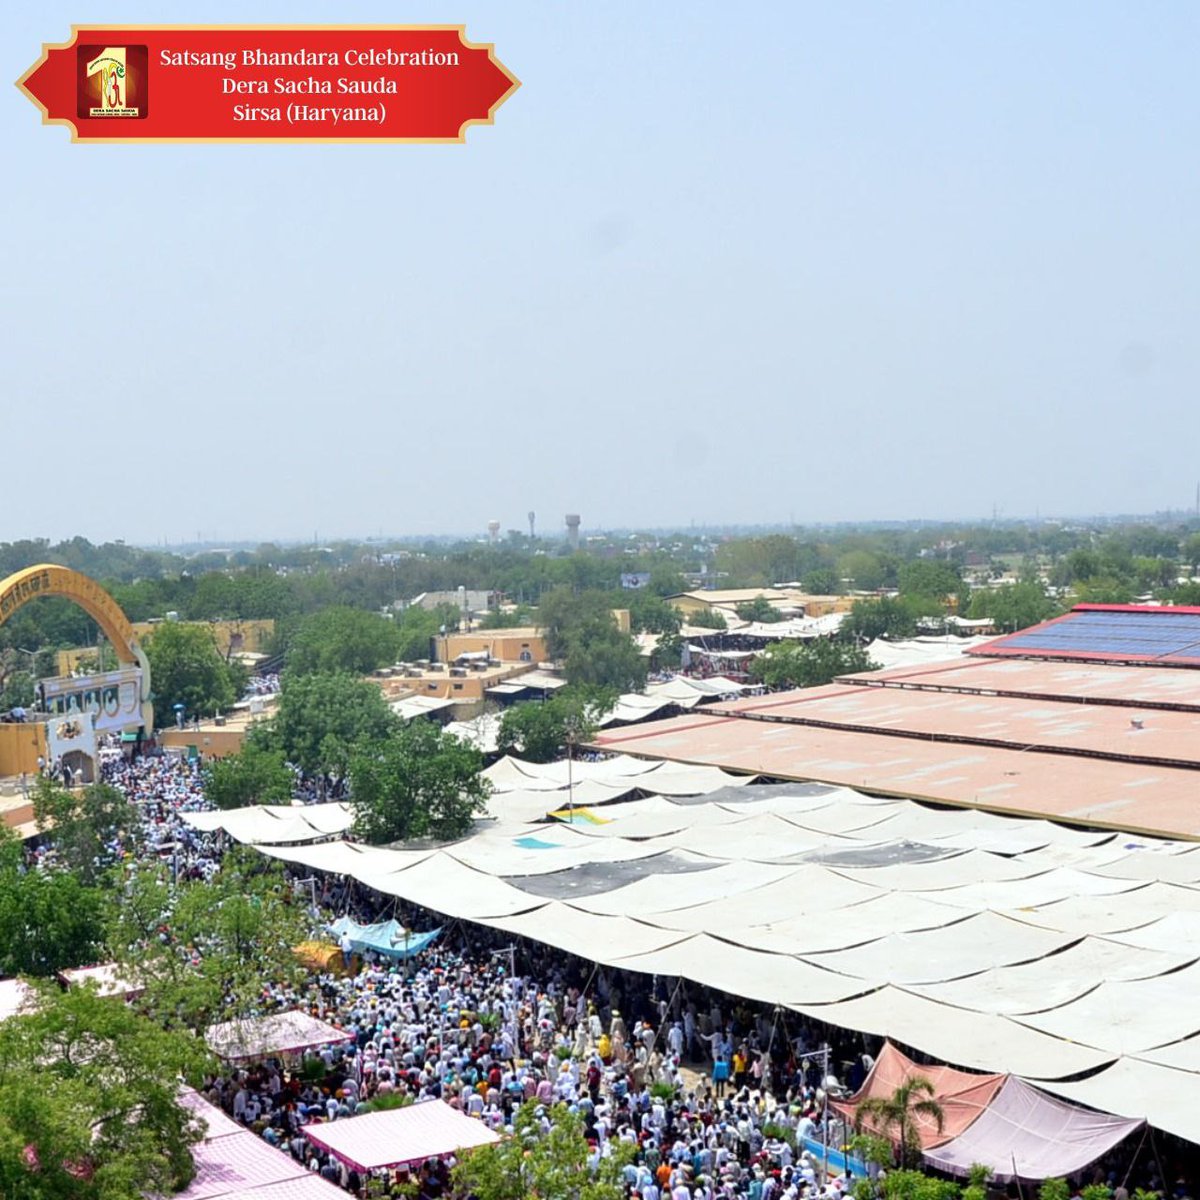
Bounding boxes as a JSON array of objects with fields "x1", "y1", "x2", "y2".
[{"x1": 77, "y1": 45, "x2": 148, "y2": 118}]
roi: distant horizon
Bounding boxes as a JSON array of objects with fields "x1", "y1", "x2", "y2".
[{"x1": 6, "y1": 504, "x2": 1200, "y2": 556}]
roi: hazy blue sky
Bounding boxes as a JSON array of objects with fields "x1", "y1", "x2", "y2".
[{"x1": 4, "y1": 2, "x2": 1198, "y2": 544}]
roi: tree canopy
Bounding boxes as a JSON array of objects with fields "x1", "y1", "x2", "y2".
[
  {"x1": 496, "y1": 688, "x2": 617, "y2": 763},
  {"x1": 143, "y1": 621, "x2": 245, "y2": 726},
  {"x1": 451, "y1": 1102, "x2": 633, "y2": 1200},
  {"x1": 31, "y1": 779, "x2": 137, "y2": 887},
  {"x1": 284, "y1": 605, "x2": 403, "y2": 676},
  {"x1": 109, "y1": 850, "x2": 310, "y2": 1031},
  {"x1": 854, "y1": 1076, "x2": 945, "y2": 1171},
  {"x1": 0, "y1": 983, "x2": 210, "y2": 1200},
  {"x1": 842, "y1": 596, "x2": 940, "y2": 643},
  {"x1": 537, "y1": 589, "x2": 648, "y2": 692},
  {"x1": 348, "y1": 719, "x2": 491, "y2": 844},
  {"x1": 751, "y1": 639, "x2": 878, "y2": 690},
  {"x1": 252, "y1": 671, "x2": 397, "y2": 776},
  {"x1": 735, "y1": 595, "x2": 786, "y2": 623},
  {"x1": 966, "y1": 580, "x2": 1060, "y2": 632},
  {"x1": 201, "y1": 742, "x2": 294, "y2": 810},
  {"x1": 0, "y1": 831, "x2": 105, "y2": 977}
]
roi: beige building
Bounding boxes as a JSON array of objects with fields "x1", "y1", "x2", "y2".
[
  {"x1": 377, "y1": 661, "x2": 534, "y2": 709},
  {"x1": 435, "y1": 628, "x2": 548, "y2": 665}
]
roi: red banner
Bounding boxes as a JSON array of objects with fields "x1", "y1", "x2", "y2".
[{"x1": 17, "y1": 25, "x2": 519, "y2": 142}]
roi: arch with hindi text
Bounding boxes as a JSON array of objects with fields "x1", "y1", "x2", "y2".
[{"x1": 0, "y1": 563, "x2": 152, "y2": 727}]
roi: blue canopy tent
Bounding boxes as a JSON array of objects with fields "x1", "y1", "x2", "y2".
[{"x1": 326, "y1": 916, "x2": 440, "y2": 961}]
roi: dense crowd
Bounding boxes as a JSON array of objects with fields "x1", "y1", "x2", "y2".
[{"x1": 86, "y1": 750, "x2": 1192, "y2": 1200}]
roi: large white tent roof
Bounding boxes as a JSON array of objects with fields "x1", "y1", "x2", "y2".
[
  {"x1": 183, "y1": 803, "x2": 354, "y2": 845},
  {"x1": 251, "y1": 766, "x2": 1200, "y2": 1143}
]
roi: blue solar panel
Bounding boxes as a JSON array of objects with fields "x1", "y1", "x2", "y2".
[{"x1": 987, "y1": 610, "x2": 1200, "y2": 662}]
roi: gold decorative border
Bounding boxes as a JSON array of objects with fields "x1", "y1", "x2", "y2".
[{"x1": 15, "y1": 24, "x2": 520, "y2": 144}]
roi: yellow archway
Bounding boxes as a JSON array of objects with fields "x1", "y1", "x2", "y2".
[{"x1": 0, "y1": 563, "x2": 152, "y2": 727}]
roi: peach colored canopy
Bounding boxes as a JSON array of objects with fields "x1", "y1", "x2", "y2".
[{"x1": 831, "y1": 1041, "x2": 1005, "y2": 1149}]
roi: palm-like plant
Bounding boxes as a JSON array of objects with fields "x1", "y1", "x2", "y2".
[{"x1": 854, "y1": 1076, "x2": 945, "y2": 1170}]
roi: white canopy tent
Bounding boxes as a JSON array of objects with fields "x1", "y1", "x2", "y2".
[{"x1": 250, "y1": 766, "x2": 1200, "y2": 1142}]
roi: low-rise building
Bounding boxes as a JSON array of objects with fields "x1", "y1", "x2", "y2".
[{"x1": 435, "y1": 628, "x2": 547, "y2": 665}]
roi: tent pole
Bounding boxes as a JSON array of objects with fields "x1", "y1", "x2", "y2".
[{"x1": 1120, "y1": 1127, "x2": 1149, "y2": 1191}]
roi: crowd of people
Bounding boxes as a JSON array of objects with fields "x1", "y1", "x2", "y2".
[{"x1": 65, "y1": 748, "x2": 1193, "y2": 1200}]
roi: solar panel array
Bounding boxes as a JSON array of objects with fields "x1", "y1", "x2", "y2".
[{"x1": 972, "y1": 607, "x2": 1200, "y2": 665}]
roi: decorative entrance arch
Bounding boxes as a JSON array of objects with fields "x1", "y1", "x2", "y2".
[{"x1": 0, "y1": 563, "x2": 152, "y2": 728}]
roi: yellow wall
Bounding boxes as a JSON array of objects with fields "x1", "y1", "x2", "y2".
[
  {"x1": 133, "y1": 618, "x2": 276, "y2": 657},
  {"x1": 0, "y1": 721, "x2": 48, "y2": 779},
  {"x1": 797, "y1": 595, "x2": 858, "y2": 617},
  {"x1": 439, "y1": 629, "x2": 548, "y2": 664},
  {"x1": 159, "y1": 726, "x2": 247, "y2": 759},
  {"x1": 57, "y1": 619, "x2": 276, "y2": 677},
  {"x1": 612, "y1": 609, "x2": 631, "y2": 634}
]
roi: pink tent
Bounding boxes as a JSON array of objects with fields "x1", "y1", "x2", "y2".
[
  {"x1": 174, "y1": 1090, "x2": 345, "y2": 1200},
  {"x1": 923, "y1": 1076, "x2": 1143, "y2": 1182},
  {"x1": 205, "y1": 1009, "x2": 354, "y2": 1063},
  {"x1": 831, "y1": 1041, "x2": 1005, "y2": 1148},
  {"x1": 303, "y1": 1100, "x2": 499, "y2": 1172}
]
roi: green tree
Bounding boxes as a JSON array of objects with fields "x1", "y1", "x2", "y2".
[
  {"x1": 0, "y1": 667, "x2": 34, "y2": 711},
  {"x1": 0, "y1": 982, "x2": 211, "y2": 1200},
  {"x1": 253, "y1": 671, "x2": 397, "y2": 776},
  {"x1": 285, "y1": 606, "x2": 403, "y2": 676},
  {"x1": 452, "y1": 1102, "x2": 634, "y2": 1200},
  {"x1": 967, "y1": 581, "x2": 1059, "y2": 632},
  {"x1": 0, "y1": 832, "x2": 105, "y2": 976},
  {"x1": 563, "y1": 629, "x2": 647, "y2": 692},
  {"x1": 880, "y1": 1171, "x2": 960, "y2": 1200},
  {"x1": 686, "y1": 606, "x2": 728, "y2": 630},
  {"x1": 144, "y1": 621, "x2": 244, "y2": 726},
  {"x1": 751, "y1": 639, "x2": 878, "y2": 689},
  {"x1": 837, "y1": 550, "x2": 887, "y2": 591},
  {"x1": 897, "y1": 560, "x2": 962, "y2": 601},
  {"x1": 393, "y1": 605, "x2": 446, "y2": 661},
  {"x1": 1071, "y1": 576, "x2": 1135, "y2": 604},
  {"x1": 496, "y1": 688, "x2": 617, "y2": 763},
  {"x1": 201, "y1": 742, "x2": 294, "y2": 810},
  {"x1": 735, "y1": 595, "x2": 786, "y2": 623},
  {"x1": 842, "y1": 597, "x2": 923, "y2": 643},
  {"x1": 537, "y1": 589, "x2": 616, "y2": 660},
  {"x1": 348, "y1": 720, "x2": 491, "y2": 844},
  {"x1": 109, "y1": 851, "x2": 309, "y2": 1031},
  {"x1": 803, "y1": 567, "x2": 841, "y2": 594},
  {"x1": 538, "y1": 589, "x2": 648, "y2": 691},
  {"x1": 854, "y1": 1076, "x2": 945, "y2": 1171},
  {"x1": 625, "y1": 591, "x2": 682, "y2": 635},
  {"x1": 1161, "y1": 581, "x2": 1200, "y2": 606},
  {"x1": 1038, "y1": 1180, "x2": 1070, "y2": 1200},
  {"x1": 32, "y1": 779, "x2": 137, "y2": 888}
]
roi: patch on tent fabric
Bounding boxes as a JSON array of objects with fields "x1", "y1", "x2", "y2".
[
  {"x1": 670, "y1": 782, "x2": 837, "y2": 807},
  {"x1": 799, "y1": 839, "x2": 961, "y2": 868},
  {"x1": 512, "y1": 836, "x2": 561, "y2": 849},
  {"x1": 547, "y1": 808, "x2": 611, "y2": 825},
  {"x1": 504, "y1": 851, "x2": 717, "y2": 899}
]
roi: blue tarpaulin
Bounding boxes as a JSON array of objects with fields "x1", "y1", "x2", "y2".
[{"x1": 326, "y1": 917, "x2": 440, "y2": 961}]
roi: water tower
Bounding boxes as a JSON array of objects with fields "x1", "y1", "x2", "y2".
[
  {"x1": 487, "y1": 520, "x2": 500, "y2": 545},
  {"x1": 565, "y1": 513, "x2": 581, "y2": 551},
  {"x1": 528, "y1": 510, "x2": 536, "y2": 541}
]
